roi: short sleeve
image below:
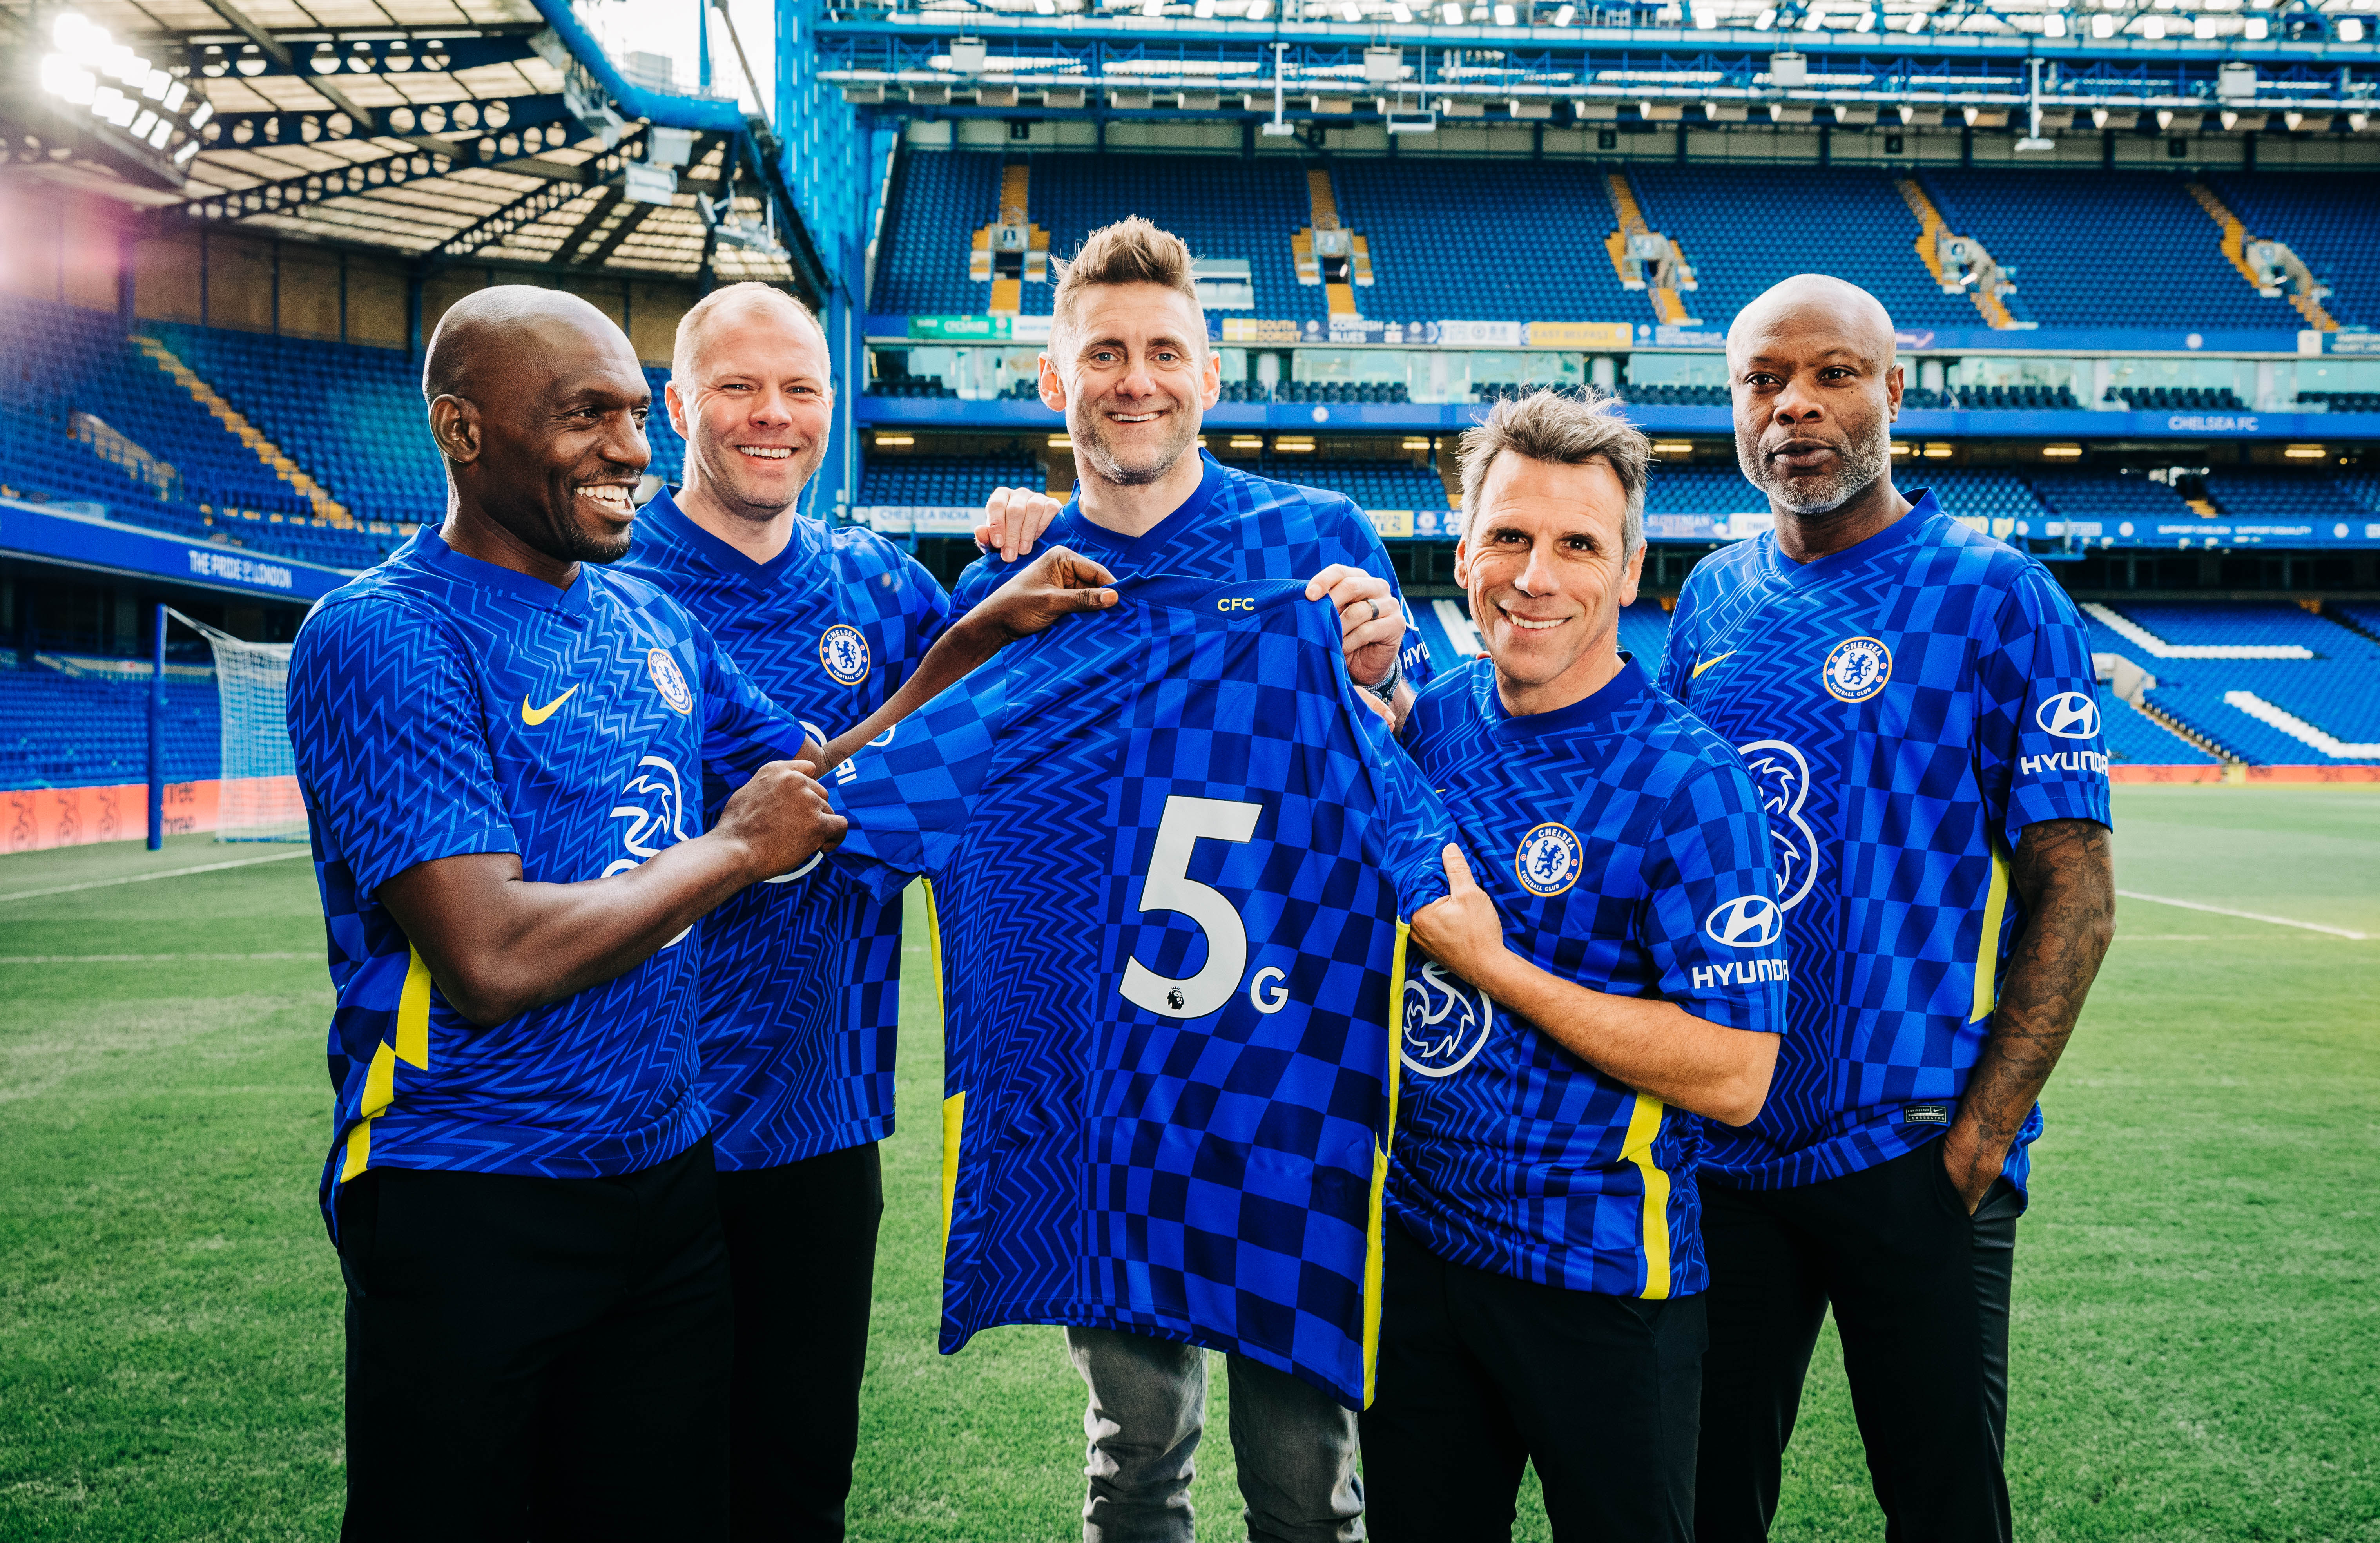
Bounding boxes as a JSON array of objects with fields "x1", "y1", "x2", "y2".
[
  {"x1": 1975, "y1": 569, "x2": 2114, "y2": 848},
  {"x1": 287, "y1": 597, "x2": 517, "y2": 904},
  {"x1": 1634, "y1": 756, "x2": 1787, "y2": 1034},
  {"x1": 696, "y1": 623, "x2": 816, "y2": 784},
  {"x1": 824, "y1": 662, "x2": 1011, "y2": 903}
]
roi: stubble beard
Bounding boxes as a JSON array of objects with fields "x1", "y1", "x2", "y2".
[
  {"x1": 1073, "y1": 395, "x2": 1196, "y2": 489},
  {"x1": 1739, "y1": 421, "x2": 1891, "y2": 518}
]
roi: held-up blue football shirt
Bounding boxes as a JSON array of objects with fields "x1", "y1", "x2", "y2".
[
  {"x1": 825, "y1": 576, "x2": 1455, "y2": 1409},
  {"x1": 948, "y1": 450, "x2": 1437, "y2": 692},
  {"x1": 1391, "y1": 657, "x2": 1786, "y2": 1301},
  {"x1": 1659, "y1": 492, "x2": 2112, "y2": 1198},
  {"x1": 613, "y1": 489, "x2": 950, "y2": 1170},
  {"x1": 287, "y1": 526, "x2": 814, "y2": 1235}
]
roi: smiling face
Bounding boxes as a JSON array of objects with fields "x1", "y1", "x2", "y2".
[
  {"x1": 1729, "y1": 277, "x2": 1902, "y2": 518},
  {"x1": 669, "y1": 297, "x2": 833, "y2": 522},
  {"x1": 1456, "y1": 452, "x2": 1644, "y2": 717},
  {"x1": 431, "y1": 306, "x2": 651, "y2": 566},
  {"x1": 1042, "y1": 281, "x2": 1219, "y2": 489}
]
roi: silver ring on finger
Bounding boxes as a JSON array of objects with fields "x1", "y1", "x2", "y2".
[{"x1": 1367, "y1": 598, "x2": 1380, "y2": 623}]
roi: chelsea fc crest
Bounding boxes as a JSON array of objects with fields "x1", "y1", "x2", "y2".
[
  {"x1": 1514, "y1": 822, "x2": 1583, "y2": 898},
  {"x1": 819, "y1": 624, "x2": 871, "y2": 686},
  {"x1": 1821, "y1": 636, "x2": 1892, "y2": 704},
  {"x1": 645, "y1": 648, "x2": 693, "y2": 714}
]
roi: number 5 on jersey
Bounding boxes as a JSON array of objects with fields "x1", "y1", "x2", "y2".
[{"x1": 1121, "y1": 794, "x2": 1267, "y2": 1020}]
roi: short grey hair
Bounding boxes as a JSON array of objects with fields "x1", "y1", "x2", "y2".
[{"x1": 1457, "y1": 389, "x2": 1649, "y2": 561}]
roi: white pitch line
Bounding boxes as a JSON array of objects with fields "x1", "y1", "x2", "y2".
[
  {"x1": 0, "y1": 849, "x2": 310, "y2": 905},
  {"x1": 0, "y1": 951, "x2": 313, "y2": 965},
  {"x1": 2115, "y1": 889, "x2": 2369, "y2": 941}
]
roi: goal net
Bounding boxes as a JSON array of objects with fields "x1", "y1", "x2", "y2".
[{"x1": 167, "y1": 608, "x2": 307, "y2": 844}]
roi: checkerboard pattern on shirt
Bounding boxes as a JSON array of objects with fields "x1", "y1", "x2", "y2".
[
  {"x1": 826, "y1": 575, "x2": 1455, "y2": 1409},
  {"x1": 614, "y1": 489, "x2": 950, "y2": 1170},
  {"x1": 948, "y1": 451, "x2": 1437, "y2": 694},
  {"x1": 286, "y1": 526, "x2": 814, "y2": 1239},
  {"x1": 1390, "y1": 656, "x2": 1786, "y2": 1301},
  {"x1": 1658, "y1": 493, "x2": 2112, "y2": 1199}
]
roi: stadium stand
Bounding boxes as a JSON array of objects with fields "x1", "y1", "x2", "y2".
[
  {"x1": 0, "y1": 662, "x2": 221, "y2": 790},
  {"x1": 1329, "y1": 159, "x2": 1644, "y2": 326},
  {"x1": 0, "y1": 295, "x2": 312, "y2": 518},
  {"x1": 2027, "y1": 470, "x2": 2199, "y2": 525},
  {"x1": 1628, "y1": 165, "x2": 1985, "y2": 332},
  {"x1": 2105, "y1": 384, "x2": 2250, "y2": 412},
  {"x1": 2098, "y1": 685, "x2": 2219, "y2": 766},
  {"x1": 856, "y1": 453, "x2": 1041, "y2": 507},
  {"x1": 870, "y1": 152, "x2": 1325, "y2": 325},
  {"x1": 1253, "y1": 456, "x2": 1450, "y2": 509},
  {"x1": 2083, "y1": 601, "x2": 2380, "y2": 765},
  {"x1": 2206, "y1": 469, "x2": 2376, "y2": 527},
  {"x1": 2206, "y1": 171, "x2": 2377, "y2": 329},
  {"x1": 1918, "y1": 170, "x2": 2303, "y2": 331}
]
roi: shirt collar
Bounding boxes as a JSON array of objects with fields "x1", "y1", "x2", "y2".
[
  {"x1": 403, "y1": 521, "x2": 598, "y2": 618},
  {"x1": 1054, "y1": 450, "x2": 1228, "y2": 558},
  {"x1": 1477, "y1": 652, "x2": 1651, "y2": 737},
  {"x1": 1767, "y1": 488, "x2": 1943, "y2": 589},
  {"x1": 634, "y1": 485, "x2": 814, "y2": 586}
]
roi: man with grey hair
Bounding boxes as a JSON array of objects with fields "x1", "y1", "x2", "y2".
[
  {"x1": 1662, "y1": 275, "x2": 2114, "y2": 1542},
  {"x1": 612, "y1": 280, "x2": 1071, "y2": 1540},
  {"x1": 1359, "y1": 389, "x2": 1786, "y2": 1542}
]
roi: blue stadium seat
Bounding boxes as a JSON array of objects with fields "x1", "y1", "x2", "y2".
[
  {"x1": 2206, "y1": 171, "x2": 2380, "y2": 329},
  {"x1": 0, "y1": 663, "x2": 221, "y2": 791}
]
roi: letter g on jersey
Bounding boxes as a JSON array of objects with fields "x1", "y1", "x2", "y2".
[
  {"x1": 2036, "y1": 691, "x2": 2101, "y2": 740},
  {"x1": 1705, "y1": 894, "x2": 1783, "y2": 948}
]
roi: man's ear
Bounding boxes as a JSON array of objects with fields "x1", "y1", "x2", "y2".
[
  {"x1": 1885, "y1": 360, "x2": 1904, "y2": 422},
  {"x1": 1200, "y1": 347, "x2": 1222, "y2": 410},
  {"x1": 1038, "y1": 353, "x2": 1067, "y2": 413},
  {"x1": 663, "y1": 379, "x2": 690, "y2": 439},
  {"x1": 1452, "y1": 536, "x2": 1471, "y2": 588},
  {"x1": 429, "y1": 395, "x2": 482, "y2": 465},
  {"x1": 1619, "y1": 539, "x2": 1646, "y2": 610}
]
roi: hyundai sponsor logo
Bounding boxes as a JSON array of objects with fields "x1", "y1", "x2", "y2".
[
  {"x1": 2036, "y1": 691, "x2": 2102, "y2": 740},
  {"x1": 1704, "y1": 894, "x2": 1783, "y2": 948}
]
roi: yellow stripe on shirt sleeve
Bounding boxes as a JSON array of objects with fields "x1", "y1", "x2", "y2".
[
  {"x1": 340, "y1": 946, "x2": 435, "y2": 1184},
  {"x1": 1972, "y1": 840, "x2": 2012, "y2": 1024},
  {"x1": 1620, "y1": 1092, "x2": 1673, "y2": 1300}
]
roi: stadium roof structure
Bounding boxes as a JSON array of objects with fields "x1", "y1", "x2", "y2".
[{"x1": 0, "y1": 0, "x2": 827, "y2": 295}]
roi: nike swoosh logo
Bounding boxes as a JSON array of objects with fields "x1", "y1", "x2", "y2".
[
  {"x1": 1691, "y1": 652, "x2": 1735, "y2": 679},
  {"x1": 521, "y1": 685, "x2": 578, "y2": 726}
]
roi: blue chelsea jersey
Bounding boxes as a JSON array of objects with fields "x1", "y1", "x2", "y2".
[
  {"x1": 287, "y1": 526, "x2": 814, "y2": 1234},
  {"x1": 1392, "y1": 657, "x2": 1786, "y2": 1301},
  {"x1": 1659, "y1": 493, "x2": 2112, "y2": 1197},
  {"x1": 824, "y1": 576, "x2": 1456, "y2": 1410},
  {"x1": 948, "y1": 451, "x2": 1437, "y2": 693},
  {"x1": 612, "y1": 489, "x2": 951, "y2": 1170}
]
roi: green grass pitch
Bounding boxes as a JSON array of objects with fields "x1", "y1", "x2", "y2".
[{"x1": 2, "y1": 786, "x2": 2375, "y2": 1541}]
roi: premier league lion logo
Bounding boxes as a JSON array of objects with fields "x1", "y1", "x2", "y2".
[
  {"x1": 1401, "y1": 960, "x2": 1494, "y2": 1079},
  {"x1": 1513, "y1": 821, "x2": 1584, "y2": 898},
  {"x1": 820, "y1": 624, "x2": 871, "y2": 686},
  {"x1": 1821, "y1": 636, "x2": 1892, "y2": 704}
]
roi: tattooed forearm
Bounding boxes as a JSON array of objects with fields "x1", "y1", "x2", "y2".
[{"x1": 1941, "y1": 817, "x2": 2116, "y2": 1208}]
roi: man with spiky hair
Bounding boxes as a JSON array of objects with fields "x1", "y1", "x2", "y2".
[{"x1": 957, "y1": 216, "x2": 1436, "y2": 1543}]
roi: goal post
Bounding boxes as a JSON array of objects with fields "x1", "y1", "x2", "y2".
[{"x1": 164, "y1": 607, "x2": 307, "y2": 844}]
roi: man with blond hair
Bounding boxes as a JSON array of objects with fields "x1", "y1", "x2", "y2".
[
  {"x1": 613, "y1": 281, "x2": 1066, "y2": 1540},
  {"x1": 1359, "y1": 390, "x2": 1784, "y2": 1541},
  {"x1": 957, "y1": 217, "x2": 1435, "y2": 1543}
]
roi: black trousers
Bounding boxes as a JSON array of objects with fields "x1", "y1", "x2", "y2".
[
  {"x1": 337, "y1": 1139, "x2": 733, "y2": 1543},
  {"x1": 1695, "y1": 1137, "x2": 2021, "y2": 1543},
  {"x1": 713, "y1": 1140, "x2": 886, "y2": 1543},
  {"x1": 1361, "y1": 1220, "x2": 1707, "y2": 1543}
]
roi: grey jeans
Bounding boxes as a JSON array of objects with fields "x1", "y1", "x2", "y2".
[{"x1": 1066, "y1": 1326, "x2": 1365, "y2": 1543}]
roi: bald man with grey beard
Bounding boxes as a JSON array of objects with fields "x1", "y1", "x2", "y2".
[{"x1": 1659, "y1": 277, "x2": 2115, "y2": 1543}]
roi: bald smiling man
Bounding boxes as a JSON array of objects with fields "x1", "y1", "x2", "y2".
[
  {"x1": 286, "y1": 286, "x2": 847, "y2": 1541},
  {"x1": 1658, "y1": 276, "x2": 2117, "y2": 1542}
]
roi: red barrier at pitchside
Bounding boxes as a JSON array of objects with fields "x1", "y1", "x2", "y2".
[{"x1": 0, "y1": 777, "x2": 303, "y2": 853}]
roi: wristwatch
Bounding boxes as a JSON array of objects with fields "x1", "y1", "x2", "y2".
[{"x1": 1366, "y1": 647, "x2": 1403, "y2": 706}]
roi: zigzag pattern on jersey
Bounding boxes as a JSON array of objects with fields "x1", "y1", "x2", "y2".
[
  {"x1": 617, "y1": 495, "x2": 952, "y2": 1168},
  {"x1": 1660, "y1": 500, "x2": 2109, "y2": 1194},
  {"x1": 828, "y1": 576, "x2": 1453, "y2": 1407},
  {"x1": 290, "y1": 530, "x2": 810, "y2": 1233},
  {"x1": 950, "y1": 454, "x2": 1437, "y2": 692},
  {"x1": 1389, "y1": 657, "x2": 1784, "y2": 1301}
]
